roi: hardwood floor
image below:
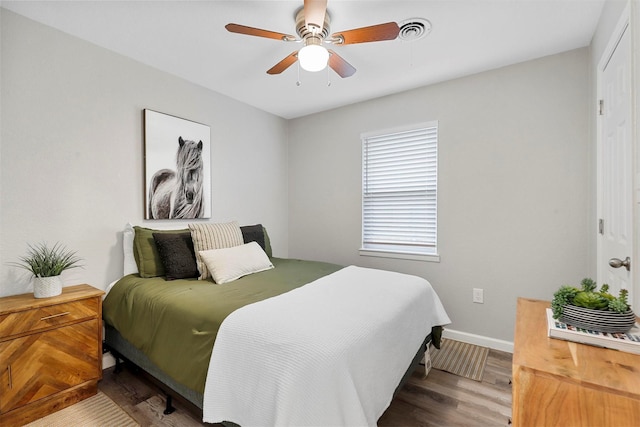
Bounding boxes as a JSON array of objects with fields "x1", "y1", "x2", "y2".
[
  {"x1": 98, "y1": 349, "x2": 513, "y2": 426},
  {"x1": 379, "y1": 349, "x2": 513, "y2": 426}
]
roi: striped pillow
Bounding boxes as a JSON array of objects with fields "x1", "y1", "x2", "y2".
[{"x1": 189, "y1": 221, "x2": 244, "y2": 280}]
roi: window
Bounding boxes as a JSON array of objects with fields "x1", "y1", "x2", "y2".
[{"x1": 360, "y1": 122, "x2": 438, "y2": 261}]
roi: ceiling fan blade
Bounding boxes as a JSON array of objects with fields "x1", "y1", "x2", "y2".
[
  {"x1": 226, "y1": 23, "x2": 295, "y2": 41},
  {"x1": 331, "y1": 22, "x2": 400, "y2": 45},
  {"x1": 328, "y1": 50, "x2": 356, "y2": 78},
  {"x1": 304, "y1": 0, "x2": 327, "y2": 33},
  {"x1": 267, "y1": 51, "x2": 299, "y2": 75}
]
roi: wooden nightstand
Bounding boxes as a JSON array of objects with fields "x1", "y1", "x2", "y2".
[
  {"x1": 0, "y1": 284, "x2": 104, "y2": 426},
  {"x1": 512, "y1": 298, "x2": 640, "y2": 426}
]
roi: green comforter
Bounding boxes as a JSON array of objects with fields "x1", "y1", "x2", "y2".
[{"x1": 102, "y1": 258, "x2": 343, "y2": 394}]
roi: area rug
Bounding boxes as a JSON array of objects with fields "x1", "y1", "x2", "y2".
[
  {"x1": 430, "y1": 338, "x2": 489, "y2": 381},
  {"x1": 25, "y1": 391, "x2": 139, "y2": 427}
]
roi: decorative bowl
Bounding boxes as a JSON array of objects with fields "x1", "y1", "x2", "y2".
[{"x1": 560, "y1": 304, "x2": 636, "y2": 333}]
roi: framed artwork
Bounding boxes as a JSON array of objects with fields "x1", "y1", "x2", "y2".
[{"x1": 144, "y1": 109, "x2": 211, "y2": 219}]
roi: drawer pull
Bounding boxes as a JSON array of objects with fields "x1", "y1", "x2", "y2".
[
  {"x1": 40, "y1": 311, "x2": 71, "y2": 321},
  {"x1": 8, "y1": 365, "x2": 12, "y2": 390}
]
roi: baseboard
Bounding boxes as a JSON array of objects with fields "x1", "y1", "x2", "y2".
[
  {"x1": 443, "y1": 328, "x2": 514, "y2": 353},
  {"x1": 103, "y1": 351, "x2": 116, "y2": 370}
]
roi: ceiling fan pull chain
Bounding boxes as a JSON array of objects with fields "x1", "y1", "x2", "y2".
[
  {"x1": 296, "y1": 62, "x2": 302, "y2": 86},
  {"x1": 327, "y1": 64, "x2": 332, "y2": 87}
]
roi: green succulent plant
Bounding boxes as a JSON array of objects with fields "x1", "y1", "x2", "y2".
[
  {"x1": 551, "y1": 285, "x2": 579, "y2": 319},
  {"x1": 580, "y1": 278, "x2": 597, "y2": 292},
  {"x1": 9, "y1": 242, "x2": 83, "y2": 277},
  {"x1": 609, "y1": 289, "x2": 630, "y2": 313}
]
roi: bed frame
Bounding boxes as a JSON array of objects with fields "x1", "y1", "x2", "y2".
[{"x1": 104, "y1": 324, "x2": 434, "y2": 420}]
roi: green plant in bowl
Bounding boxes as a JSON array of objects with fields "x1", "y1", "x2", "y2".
[
  {"x1": 552, "y1": 278, "x2": 630, "y2": 319},
  {"x1": 551, "y1": 278, "x2": 634, "y2": 333}
]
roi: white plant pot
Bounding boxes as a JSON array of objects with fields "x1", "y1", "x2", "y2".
[{"x1": 33, "y1": 276, "x2": 62, "y2": 298}]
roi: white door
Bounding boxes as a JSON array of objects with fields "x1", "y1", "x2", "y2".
[{"x1": 598, "y1": 24, "x2": 633, "y2": 304}]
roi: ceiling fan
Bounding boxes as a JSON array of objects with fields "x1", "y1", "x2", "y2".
[{"x1": 225, "y1": 0, "x2": 400, "y2": 78}]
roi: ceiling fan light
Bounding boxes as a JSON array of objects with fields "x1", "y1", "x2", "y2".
[{"x1": 298, "y1": 44, "x2": 329, "y2": 72}]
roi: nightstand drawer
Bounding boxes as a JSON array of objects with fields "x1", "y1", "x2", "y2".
[{"x1": 0, "y1": 298, "x2": 100, "y2": 340}]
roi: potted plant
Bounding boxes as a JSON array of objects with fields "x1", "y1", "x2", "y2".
[
  {"x1": 10, "y1": 242, "x2": 83, "y2": 298},
  {"x1": 551, "y1": 278, "x2": 635, "y2": 333}
]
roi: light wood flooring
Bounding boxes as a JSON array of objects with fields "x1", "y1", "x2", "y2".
[{"x1": 98, "y1": 349, "x2": 513, "y2": 426}]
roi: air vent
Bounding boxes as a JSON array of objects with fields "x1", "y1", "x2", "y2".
[{"x1": 398, "y1": 18, "x2": 432, "y2": 42}]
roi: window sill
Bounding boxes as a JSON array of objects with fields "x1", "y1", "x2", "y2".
[{"x1": 359, "y1": 248, "x2": 440, "y2": 263}]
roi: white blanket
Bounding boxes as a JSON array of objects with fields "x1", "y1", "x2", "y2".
[{"x1": 202, "y1": 265, "x2": 450, "y2": 426}]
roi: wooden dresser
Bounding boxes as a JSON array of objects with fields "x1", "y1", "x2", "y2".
[
  {"x1": 0, "y1": 284, "x2": 104, "y2": 426},
  {"x1": 512, "y1": 298, "x2": 640, "y2": 426}
]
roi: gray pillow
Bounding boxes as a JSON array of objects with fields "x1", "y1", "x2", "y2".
[
  {"x1": 241, "y1": 224, "x2": 272, "y2": 257},
  {"x1": 153, "y1": 232, "x2": 199, "y2": 280},
  {"x1": 241, "y1": 224, "x2": 265, "y2": 249}
]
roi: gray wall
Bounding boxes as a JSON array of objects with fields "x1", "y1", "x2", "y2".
[
  {"x1": 288, "y1": 49, "x2": 590, "y2": 343},
  {"x1": 0, "y1": 10, "x2": 289, "y2": 297}
]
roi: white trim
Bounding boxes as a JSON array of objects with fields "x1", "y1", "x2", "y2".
[
  {"x1": 359, "y1": 248, "x2": 440, "y2": 262},
  {"x1": 442, "y1": 328, "x2": 514, "y2": 354},
  {"x1": 103, "y1": 352, "x2": 116, "y2": 370},
  {"x1": 360, "y1": 120, "x2": 439, "y2": 140}
]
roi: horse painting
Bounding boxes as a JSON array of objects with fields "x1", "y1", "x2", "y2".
[{"x1": 148, "y1": 136, "x2": 205, "y2": 219}]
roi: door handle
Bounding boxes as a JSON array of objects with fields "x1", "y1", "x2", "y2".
[{"x1": 609, "y1": 256, "x2": 631, "y2": 271}]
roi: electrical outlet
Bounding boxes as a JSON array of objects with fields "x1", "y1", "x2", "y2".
[{"x1": 473, "y1": 288, "x2": 484, "y2": 304}]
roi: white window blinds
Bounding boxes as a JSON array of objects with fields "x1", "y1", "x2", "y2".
[{"x1": 362, "y1": 122, "x2": 438, "y2": 256}]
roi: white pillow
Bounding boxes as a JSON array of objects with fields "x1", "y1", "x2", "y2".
[
  {"x1": 123, "y1": 223, "x2": 138, "y2": 275},
  {"x1": 199, "y1": 241, "x2": 274, "y2": 284}
]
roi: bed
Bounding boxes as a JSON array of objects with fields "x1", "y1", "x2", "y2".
[{"x1": 102, "y1": 222, "x2": 450, "y2": 426}]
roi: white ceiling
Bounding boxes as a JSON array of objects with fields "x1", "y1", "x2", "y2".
[{"x1": 2, "y1": 0, "x2": 605, "y2": 119}]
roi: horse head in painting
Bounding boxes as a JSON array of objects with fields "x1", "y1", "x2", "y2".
[{"x1": 148, "y1": 137, "x2": 204, "y2": 219}]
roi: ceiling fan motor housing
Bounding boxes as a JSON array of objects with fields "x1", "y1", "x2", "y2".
[{"x1": 295, "y1": 7, "x2": 330, "y2": 40}]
